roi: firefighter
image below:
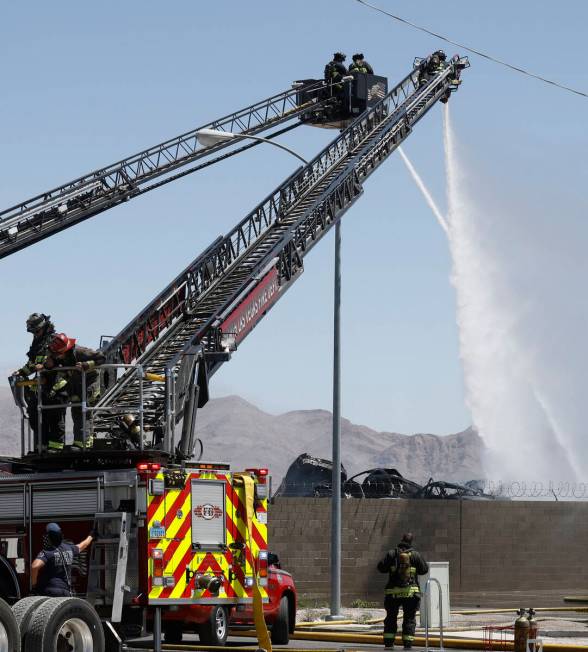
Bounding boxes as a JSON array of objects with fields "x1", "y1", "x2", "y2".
[
  {"x1": 377, "y1": 532, "x2": 429, "y2": 649},
  {"x1": 11, "y1": 313, "x2": 66, "y2": 450},
  {"x1": 349, "y1": 53, "x2": 374, "y2": 74},
  {"x1": 45, "y1": 333, "x2": 106, "y2": 449},
  {"x1": 324, "y1": 52, "x2": 348, "y2": 94},
  {"x1": 31, "y1": 522, "x2": 95, "y2": 597},
  {"x1": 418, "y1": 50, "x2": 446, "y2": 87}
]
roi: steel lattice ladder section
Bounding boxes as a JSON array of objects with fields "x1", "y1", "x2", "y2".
[
  {"x1": 92, "y1": 113, "x2": 390, "y2": 430},
  {"x1": 0, "y1": 81, "x2": 327, "y2": 259},
  {"x1": 91, "y1": 60, "x2": 465, "y2": 435}
]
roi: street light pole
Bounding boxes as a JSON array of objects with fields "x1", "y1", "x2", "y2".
[
  {"x1": 196, "y1": 127, "x2": 344, "y2": 618},
  {"x1": 327, "y1": 218, "x2": 344, "y2": 621}
]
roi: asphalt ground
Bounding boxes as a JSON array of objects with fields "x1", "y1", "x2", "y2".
[
  {"x1": 127, "y1": 639, "x2": 394, "y2": 652},
  {"x1": 125, "y1": 608, "x2": 588, "y2": 652}
]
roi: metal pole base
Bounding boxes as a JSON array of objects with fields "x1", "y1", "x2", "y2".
[{"x1": 153, "y1": 606, "x2": 162, "y2": 652}]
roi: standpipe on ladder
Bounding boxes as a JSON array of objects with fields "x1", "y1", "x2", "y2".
[{"x1": 234, "y1": 472, "x2": 273, "y2": 652}]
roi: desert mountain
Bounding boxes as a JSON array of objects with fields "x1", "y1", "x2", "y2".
[{"x1": 0, "y1": 388, "x2": 482, "y2": 484}]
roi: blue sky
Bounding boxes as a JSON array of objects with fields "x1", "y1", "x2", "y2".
[{"x1": 0, "y1": 1, "x2": 586, "y2": 435}]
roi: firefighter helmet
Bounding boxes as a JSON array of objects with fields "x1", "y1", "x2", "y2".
[
  {"x1": 120, "y1": 414, "x2": 141, "y2": 441},
  {"x1": 333, "y1": 52, "x2": 346, "y2": 62},
  {"x1": 352, "y1": 53, "x2": 364, "y2": 61},
  {"x1": 46, "y1": 522, "x2": 63, "y2": 547},
  {"x1": 49, "y1": 332, "x2": 76, "y2": 355},
  {"x1": 26, "y1": 312, "x2": 49, "y2": 333},
  {"x1": 120, "y1": 414, "x2": 137, "y2": 430}
]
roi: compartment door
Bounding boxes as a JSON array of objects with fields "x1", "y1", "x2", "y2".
[{"x1": 190, "y1": 480, "x2": 226, "y2": 550}]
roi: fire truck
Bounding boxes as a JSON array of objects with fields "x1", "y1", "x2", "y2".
[
  {"x1": 0, "y1": 458, "x2": 285, "y2": 650},
  {"x1": 0, "y1": 53, "x2": 468, "y2": 651}
]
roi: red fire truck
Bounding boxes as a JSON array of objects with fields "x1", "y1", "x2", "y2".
[{"x1": 0, "y1": 454, "x2": 295, "y2": 651}]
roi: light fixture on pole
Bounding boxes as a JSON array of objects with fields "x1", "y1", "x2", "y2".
[{"x1": 195, "y1": 129, "x2": 309, "y2": 165}]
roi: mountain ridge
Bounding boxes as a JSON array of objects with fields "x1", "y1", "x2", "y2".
[{"x1": 0, "y1": 388, "x2": 483, "y2": 484}]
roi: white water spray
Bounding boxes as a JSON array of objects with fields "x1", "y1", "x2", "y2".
[
  {"x1": 399, "y1": 108, "x2": 586, "y2": 483},
  {"x1": 442, "y1": 103, "x2": 582, "y2": 483},
  {"x1": 398, "y1": 146, "x2": 448, "y2": 234}
]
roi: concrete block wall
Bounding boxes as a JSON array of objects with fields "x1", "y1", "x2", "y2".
[{"x1": 268, "y1": 498, "x2": 588, "y2": 604}]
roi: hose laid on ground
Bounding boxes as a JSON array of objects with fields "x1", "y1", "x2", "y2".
[
  {"x1": 237, "y1": 629, "x2": 588, "y2": 652},
  {"x1": 454, "y1": 607, "x2": 588, "y2": 615},
  {"x1": 296, "y1": 620, "x2": 356, "y2": 627},
  {"x1": 297, "y1": 605, "x2": 588, "y2": 627}
]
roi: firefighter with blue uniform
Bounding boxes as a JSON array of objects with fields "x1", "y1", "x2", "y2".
[
  {"x1": 378, "y1": 532, "x2": 429, "y2": 649},
  {"x1": 31, "y1": 522, "x2": 95, "y2": 597}
]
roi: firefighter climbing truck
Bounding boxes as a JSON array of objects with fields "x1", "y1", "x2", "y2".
[{"x1": 0, "y1": 52, "x2": 468, "y2": 651}]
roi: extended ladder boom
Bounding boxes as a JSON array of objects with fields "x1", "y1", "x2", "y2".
[
  {"x1": 0, "y1": 82, "x2": 325, "y2": 259},
  {"x1": 92, "y1": 55, "x2": 468, "y2": 455}
]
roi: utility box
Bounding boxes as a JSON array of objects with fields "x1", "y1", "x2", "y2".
[{"x1": 419, "y1": 561, "x2": 450, "y2": 628}]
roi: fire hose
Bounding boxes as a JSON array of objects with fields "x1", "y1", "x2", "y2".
[{"x1": 233, "y1": 473, "x2": 272, "y2": 652}]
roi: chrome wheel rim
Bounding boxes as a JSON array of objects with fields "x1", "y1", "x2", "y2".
[
  {"x1": 215, "y1": 607, "x2": 227, "y2": 640},
  {"x1": 0, "y1": 620, "x2": 8, "y2": 652},
  {"x1": 56, "y1": 617, "x2": 93, "y2": 652}
]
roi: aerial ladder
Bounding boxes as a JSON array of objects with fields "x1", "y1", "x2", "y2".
[
  {"x1": 0, "y1": 81, "x2": 329, "y2": 259},
  {"x1": 10, "y1": 54, "x2": 469, "y2": 468}
]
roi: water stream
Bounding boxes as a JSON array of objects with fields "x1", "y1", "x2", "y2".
[{"x1": 398, "y1": 106, "x2": 581, "y2": 484}]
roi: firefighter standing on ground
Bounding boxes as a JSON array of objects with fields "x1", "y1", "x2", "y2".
[
  {"x1": 45, "y1": 333, "x2": 105, "y2": 449},
  {"x1": 349, "y1": 53, "x2": 374, "y2": 74},
  {"x1": 378, "y1": 532, "x2": 429, "y2": 649},
  {"x1": 31, "y1": 522, "x2": 95, "y2": 597},
  {"x1": 11, "y1": 313, "x2": 66, "y2": 450}
]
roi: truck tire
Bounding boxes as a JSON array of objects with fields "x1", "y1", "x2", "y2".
[
  {"x1": 12, "y1": 597, "x2": 49, "y2": 643},
  {"x1": 270, "y1": 596, "x2": 290, "y2": 645},
  {"x1": 0, "y1": 596, "x2": 21, "y2": 652},
  {"x1": 163, "y1": 621, "x2": 183, "y2": 644},
  {"x1": 198, "y1": 605, "x2": 228, "y2": 646},
  {"x1": 24, "y1": 597, "x2": 104, "y2": 652}
]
